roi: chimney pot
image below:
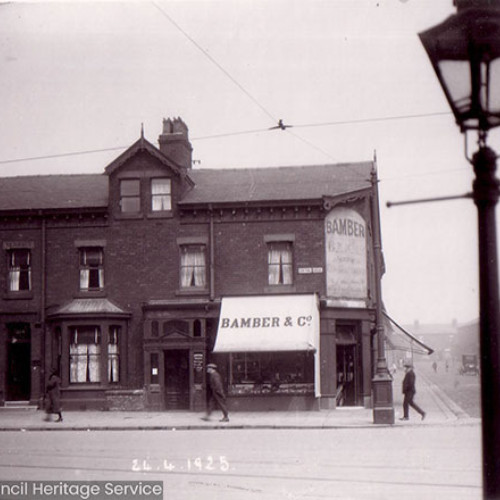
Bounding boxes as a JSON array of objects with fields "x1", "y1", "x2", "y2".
[{"x1": 158, "y1": 117, "x2": 192, "y2": 171}]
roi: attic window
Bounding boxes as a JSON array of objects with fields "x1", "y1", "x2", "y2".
[
  {"x1": 120, "y1": 179, "x2": 140, "y2": 213},
  {"x1": 151, "y1": 178, "x2": 171, "y2": 211}
]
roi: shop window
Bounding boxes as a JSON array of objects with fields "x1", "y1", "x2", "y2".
[
  {"x1": 180, "y1": 244, "x2": 206, "y2": 289},
  {"x1": 151, "y1": 178, "x2": 171, "y2": 211},
  {"x1": 108, "y1": 326, "x2": 120, "y2": 383},
  {"x1": 79, "y1": 248, "x2": 104, "y2": 291},
  {"x1": 267, "y1": 242, "x2": 293, "y2": 285},
  {"x1": 229, "y1": 352, "x2": 314, "y2": 396},
  {"x1": 69, "y1": 326, "x2": 101, "y2": 383},
  {"x1": 7, "y1": 249, "x2": 31, "y2": 292},
  {"x1": 120, "y1": 179, "x2": 140, "y2": 213}
]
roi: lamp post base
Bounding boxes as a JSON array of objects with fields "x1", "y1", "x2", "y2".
[{"x1": 372, "y1": 372, "x2": 395, "y2": 424}]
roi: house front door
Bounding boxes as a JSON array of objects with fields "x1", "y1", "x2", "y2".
[
  {"x1": 6, "y1": 323, "x2": 31, "y2": 401},
  {"x1": 164, "y1": 349, "x2": 190, "y2": 410}
]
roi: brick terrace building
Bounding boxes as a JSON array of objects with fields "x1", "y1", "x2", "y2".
[{"x1": 0, "y1": 118, "x2": 384, "y2": 412}]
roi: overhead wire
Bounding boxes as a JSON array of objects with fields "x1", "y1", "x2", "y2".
[
  {"x1": 0, "y1": 110, "x2": 458, "y2": 166},
  {"x1": 292, "y1": 111, "x2": 452, "y2": 129},
  {"x1": 151, "y1": 2, "x2": 334, "y2": 159},
  {"x1": 0, "y1": 146, "x2": 129, "y2": 165},
  {"x1": 152, "y1": 2, "x2": 278, "y2": 125}
]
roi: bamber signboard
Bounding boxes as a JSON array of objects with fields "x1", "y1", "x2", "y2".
[
  {"x1": 214, "y1": 294, "x2": 319, "y2": 353},
  {"x1": 325, "y1": 207, "x2": 368, "y2": 300}
]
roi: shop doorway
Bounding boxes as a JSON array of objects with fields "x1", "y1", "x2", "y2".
[
  {"x1": 6, "y1": 323, "x2": 31, "y2": 401},
  {"x1": 164, "y1": 349, "x2": 190, "y2": 410},
  {"x1": 336, "y1": 344, "x2": 360, "y2": 406}
]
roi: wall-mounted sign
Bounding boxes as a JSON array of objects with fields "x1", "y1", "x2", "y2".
[
  {"x1": 325, "y1": 207, "x2": 368, "y2": 300},
  {"x1": 193, "y1": 353, "x2": 204, "y2": 372},
  {"x1": 298, "y1": 267, "x2": 324, "y2": 275},
  {"x1": 193, "y1": 352, "x2": 204, "y2": 384},
  {"x1": 298, "y1": 267, "x2": 313, "y2": 274}
]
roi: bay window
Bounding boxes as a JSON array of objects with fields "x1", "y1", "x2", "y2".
[{"x1": 69, "y1": 326, "x2": 101, "y2": 383}]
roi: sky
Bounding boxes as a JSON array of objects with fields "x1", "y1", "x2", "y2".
[{"x1": 0, "y1": 0, "x2": 492, "y2": 326}]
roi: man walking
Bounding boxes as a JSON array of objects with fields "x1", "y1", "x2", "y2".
[
  {"x1": 400, "y1": 359, "x2": 426, "y2": 421},
  {"x1": 203, "y1": 363, "x2": 229, "y2": 422}
]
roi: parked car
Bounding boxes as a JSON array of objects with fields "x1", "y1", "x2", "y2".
[{"x1": 459, "y1": 354, "x2": 479, "y2": 376}]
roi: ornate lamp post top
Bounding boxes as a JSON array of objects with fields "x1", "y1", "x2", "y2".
[{"x1": 419, "y1": 1, "x2": 500, "y2": 134}]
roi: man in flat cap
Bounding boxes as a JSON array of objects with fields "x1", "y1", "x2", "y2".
[
  {"x1": 203, "y1": 363, "x2": 229, "y2": 422},
  {"x1": 400, "y1": 359, "x2": 426, "y2": 421}
]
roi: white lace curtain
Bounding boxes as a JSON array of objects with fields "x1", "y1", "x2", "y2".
[
  {"x1": 8, "y1": 249, "x2": 31, "y2": 291},
  {"x1": 180, "y1": 246, "x2": 206, "y2": 287},
  {"x1": 268, "y1": 244, "x2": 293, "y2": 285},
  {"x1": 70, "y1": 327, "x2": 101, "y2": 383},
  {"x1": 69, "y1": 326, "x2": 120, "y2": 384},
  {"x1": 152, "y1": 178, "x2": 171, "y2": 211},
  {"x1": 108, "y1": 327, "x2": 120, "y2": 383}
]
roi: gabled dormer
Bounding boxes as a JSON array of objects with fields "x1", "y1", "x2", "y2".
[{"x1": 105, "y1": 118, "x2": 194, "y2": 219}]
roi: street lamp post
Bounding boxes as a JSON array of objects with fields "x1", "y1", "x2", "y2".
[
  {"x1": 371, "y1": 165, "x2": 395, "y2": 425},
  {"x1": 419, "y1": 2, "x2": 500, "y2": 497}
]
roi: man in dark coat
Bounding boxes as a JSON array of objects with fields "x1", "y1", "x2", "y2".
[
  {"x1": 44, "y1": 369, "x2": 63, "y2": 422},
  {"x1": 400, "y1": 360, "x2": 425, "y2": 421},
  {"x1": 203, "y1": 363, "x2": 229, "y2": 422}
]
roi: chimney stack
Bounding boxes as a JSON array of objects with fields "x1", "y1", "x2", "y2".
[{"x1": 158, "y1": 117, "x2": 193, "y2": 171}]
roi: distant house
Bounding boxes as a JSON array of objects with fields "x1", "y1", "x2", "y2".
[
  {"x1": 1, "y1": 117, "x2": 394, "y2": 412},
  {"x1": 400, "y1": 320, "x2": 458, "y2": 361},
  {"x1": 383, "y1": 315, "x2": 434, "y2": 365},
  {"x1": 453, "y1": 320, "x2": 480, "y2": 359}
]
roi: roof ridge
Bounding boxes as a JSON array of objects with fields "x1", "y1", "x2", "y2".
[
  {"x1": 1, "y1": 173, "x2": 105, "y2": 180},
  {"x1": 190, "y1": 162, "x2": 373, "y2": 173}
]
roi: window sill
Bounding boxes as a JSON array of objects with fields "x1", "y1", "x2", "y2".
[
  {"x1": 147, "y1": 211, "x2": 174, "y2": 219},
  {"x1": 74, "y1": 290, "x2": 107, "y2": 298},
  {"x1": 175, "y1": 288, "x2": 209, "y2": 297},
  {"x1": 263, "y1": 285, "x2": 296, "y2": 294},
  {"x1": 3, "y1": 291, "x2": 34, "y2": 300},
  {"x1": 64, "y1": 385, "x2": 106, "y2": 391}
]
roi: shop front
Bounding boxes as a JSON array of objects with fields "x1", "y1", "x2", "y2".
[{"x1": 211, "y1": 294, "x2": 320, "y2": 411}]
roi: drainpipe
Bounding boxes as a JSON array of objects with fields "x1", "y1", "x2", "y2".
[
  {"x1": 209, "y1": 204, "x2": 215, "y2": 301},
  {"x1": 39, "y1": 213, "x2": 47, "y2": 407}
]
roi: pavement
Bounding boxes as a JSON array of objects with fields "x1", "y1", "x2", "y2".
[{"x1": 0, "y1": 368, "x2": 481, "y2": 431}]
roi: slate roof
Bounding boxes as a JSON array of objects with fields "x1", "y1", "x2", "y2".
[
  {"x1": 0, "y1": 162, "x2": 373, "y2": 212},
  {"x1": 181, "y1": 163, "x2": 373, "y2": 205},
  {"x1": 0, "y1": 174, "x2": 107, "y2": 211}
]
